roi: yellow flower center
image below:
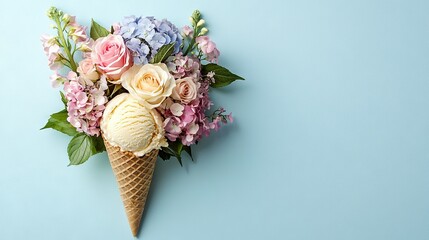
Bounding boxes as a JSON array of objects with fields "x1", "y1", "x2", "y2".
[{"x1": 137, "y1": 73, "x2": 160, "y2": 91}]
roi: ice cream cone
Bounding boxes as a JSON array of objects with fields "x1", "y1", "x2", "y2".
[{"x1": 103, "y1": 137, "x2": 158, "y2": 237}]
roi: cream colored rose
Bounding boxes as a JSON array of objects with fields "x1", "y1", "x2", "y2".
[
  {"x1": 171, "y1": 77, "x2": 200, "y2": 104},
  {"x1": 121, "y1": 63, "x2": 176, "y2": 109}
]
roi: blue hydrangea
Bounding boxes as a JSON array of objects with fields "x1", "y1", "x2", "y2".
[{"x1": 119, "y1": 16, "x2": 182, "y2": 64}]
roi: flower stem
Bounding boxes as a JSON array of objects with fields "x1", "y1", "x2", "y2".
[{"x1": 54, "y1": 16, "x2": 77, "y2": 71}]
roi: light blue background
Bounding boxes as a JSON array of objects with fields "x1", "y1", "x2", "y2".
[{"x1": 1, "y1": 0, "x2": 428, "y2": 239}]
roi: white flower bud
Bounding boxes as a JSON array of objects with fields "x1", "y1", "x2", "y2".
[
  {"x1": 62, "y1": 14, "x2": 71, "y2": 23},
  {"x1": 197, "y1": 19, "x2": 205, "y2": 27},
  {"x1": 199, "y1": 27, "x2": 208, "y2": 35}
]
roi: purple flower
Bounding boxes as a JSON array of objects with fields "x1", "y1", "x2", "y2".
[{"x1": 119, "y1": 16, "x2": 182, "y2": 64}]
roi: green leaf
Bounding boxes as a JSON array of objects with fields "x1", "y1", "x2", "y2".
[
  {"x1": 67, "y1": 133, "x2": 97, "y2": 166},
  {"x1": 60, "y1": 91, "x2": 67, "y2": 107},
  {"x1": 90, "y1": 19, "x2": 110, "y2": 40},
  {"x1": 202, "y1": 63, "x2": 245, "y2": 88},
  {"x1": 111, "y1": 84, "x2": 123, "y2": 97},
  {"x1": 183, "y1": 145, "x2": 194, "y2": 162},
  {"x1": 158, "y1": 150, "x2": 172, "y2": 160},
  {"x1": 160, "y1": 141, "x2": 184, "y2": 166},
  {"x1": 150, "y1": 43, "x2": 175, "y2": 63},
  {"x1": 91, "y1": 135, "x2": 106, "y2": 153},
  {"x1": 41, "y1": 109, "x2": 78, "y2": 136}
]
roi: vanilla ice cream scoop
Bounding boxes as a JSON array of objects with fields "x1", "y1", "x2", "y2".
[{"x1": 101, "y1": 93, "x2": 167, "y2": 157}]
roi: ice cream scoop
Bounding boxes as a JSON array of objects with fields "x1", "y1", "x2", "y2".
[{"x1": 101, "y1": 93, "x2": 167, "y2": 156}]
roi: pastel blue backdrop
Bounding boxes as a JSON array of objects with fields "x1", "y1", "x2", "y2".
[{"x1": 1, "y1": 0, "x2": 428, "y2": 239}]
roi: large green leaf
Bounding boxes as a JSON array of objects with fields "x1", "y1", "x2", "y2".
[
  {"x1": 202, "y1": 63, "x2": 244, "y2": 88},
  {"x1": 67, "y1": 133, "x2": 97, "y2": 166},
  {"x1": 41, "y1": 109, "x2": 78, "y2": 136},
  {"x1": 150, "y1": 43, "x2": 175, "y2": 64},
  {"x1": 90, "y1": 19, "x2": 110, "y2": 40}
]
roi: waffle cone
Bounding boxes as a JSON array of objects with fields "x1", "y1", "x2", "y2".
[{"x1": 103, "y1": 137, "x2": 158, "y2": 237}]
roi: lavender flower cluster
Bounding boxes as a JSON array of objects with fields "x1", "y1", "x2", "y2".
[{"x1": 119, "y1": 16, "x2": 182, "y2": 64}]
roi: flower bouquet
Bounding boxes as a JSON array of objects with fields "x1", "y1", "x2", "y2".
[{"x1": 41, "y1": 7, "x2": 243, "y2": 236}]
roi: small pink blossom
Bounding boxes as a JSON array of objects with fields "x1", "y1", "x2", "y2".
[
  {"x1": 170, "y1": 103, "x2": 184, "y2": 117},
  {"x1": 182, "y1": 25, "x2": 193, "y2": 36},
  {"x1": 69, "y1": 24, "x2": 88, "y2": 43},
  {"x1": 164, "y1": 117, "x2": 182, "y2": 141},
  {"x1": 167, "y1": 53, "x2": 201, "y2": 79},
  {"x1": 227, "y1": 113, "x2": 234, "y2": 123},
  {"x1": 195, "y1": 36, "x2": 220, "y2": 63},
  {"x1": 112, "y1": 23, "x2": 121, "y2": 34},
  {"x1": 50, "y1": 71, "x2": 66, "y2": 88}
]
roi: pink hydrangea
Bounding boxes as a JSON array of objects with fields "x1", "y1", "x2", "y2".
[
  {"x1": 41, "y1": 35, "x2": 61, "y2": 70},
  {"x1": 162, "y1": 79, "x2": 232, "y2": 146},
  {"x1": 167, "y1": 53, "x2": 201, "y2": 79},
  {"x1": 63, "y1": 72, "x2": 108, "y2": 136},
  {"x1": 195, "y1": 36, "x2": 220, "y2": 63}
]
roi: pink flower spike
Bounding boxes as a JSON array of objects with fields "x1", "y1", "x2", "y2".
[
  {"x1": 50, "y1": 72, "x2": 66, "y2": 88},
  {"x1": 195, "y1": 36, "x2": 220, "y2": 63},
  {"x1": 182, "y1": 25, "x2": 193, "y2": 36},
  {"x1": 69, "y1": 25, "x2": 88, "y2": 43},
  {"x1": 228, "y1": 113, "x2": 234, "y2": 123}
]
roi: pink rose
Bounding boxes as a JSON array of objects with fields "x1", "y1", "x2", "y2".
[
  {"x1": 91, "y1": 34, "x2": 132, "y2": 82},
  {"x1": 171, "y1": 77, "x2": 200, "y2": 104},
  {"x1": 77, "y1": 58, "x2": 99, "y2": 81}
]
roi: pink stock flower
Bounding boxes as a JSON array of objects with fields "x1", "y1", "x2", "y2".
[
  {"x1": 91, "y1": 34, "x2": 133, "y2": 81},
  {"x1": 50, "y1": 71, "x2": 66, "y2": 88},
  {"x1": 69, "y1": 24, "x2": 88, "y2": 43},
  {"x1": 195, "y1": 36, "x2": 220, "y2": 63},
  {"x1": 41, "y1": 35, "x2": 61, "y2": 70},
  {"x1": 182, "y1": 25, "x2": 193, "y2": 36},
  {"x1": 63, "y1": 72, "x2": 108, "y2": 136}
]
